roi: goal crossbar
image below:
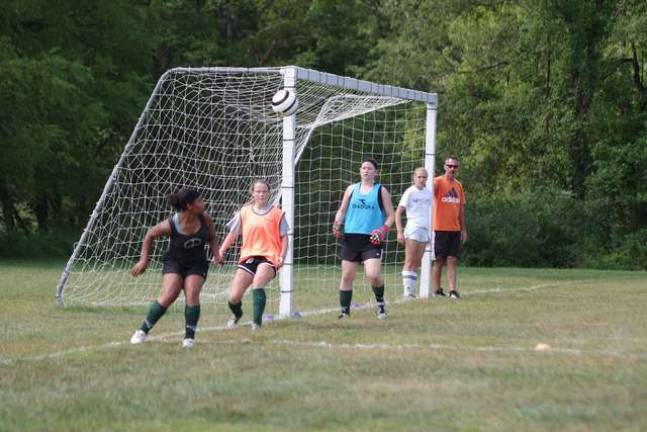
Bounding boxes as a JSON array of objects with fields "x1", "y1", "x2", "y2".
[{"x1": 163, "y1": 66, "x2": 437, "y2": 105}]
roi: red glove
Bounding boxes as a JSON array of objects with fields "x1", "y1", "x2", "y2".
[
  {"x1": 369, "y1": 225, "x2": 390, "y2": 245},
  {"x1": 332, "y1": 222, "x2": 344, "y2": 239}
]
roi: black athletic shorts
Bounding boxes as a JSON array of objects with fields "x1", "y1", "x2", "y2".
[
  {"x1": 433, "y1": 231, "x2": 461, "y2": 259},
  {"x1": 340, "y1": 234, "x2": 383, "y2": 263},
  {"x1": 238, "y1": 256, "x2": 277, "y2": 277},
  {"x1": 162, "y1": 254, "x2": 209, "y2": 279}
]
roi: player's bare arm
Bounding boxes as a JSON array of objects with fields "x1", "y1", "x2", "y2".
[{"x1": 131, "y1": 220, "x2": 172, "y2": 277}]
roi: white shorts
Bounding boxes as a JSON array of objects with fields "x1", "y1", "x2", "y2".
[{"x1": 404, "y1": 225, "x2": 430, "y2": 244}]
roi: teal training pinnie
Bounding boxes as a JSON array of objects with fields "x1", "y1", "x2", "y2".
[{"x1": 343, "y1": 183, "x2": 385, "y2": 234}]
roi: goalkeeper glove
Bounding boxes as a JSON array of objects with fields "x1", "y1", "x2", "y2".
[{"x1": 369, "y1": 225, "x2": 390, "y2": 245}]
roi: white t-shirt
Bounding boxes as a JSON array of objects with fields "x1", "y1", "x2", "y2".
[{"x1": 398, "y1": 185, "x2": 433, "y2": 230}]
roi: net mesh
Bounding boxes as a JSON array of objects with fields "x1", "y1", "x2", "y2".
[{"x1": 57, "y1": 68, "x2": 430, "y2": 316}]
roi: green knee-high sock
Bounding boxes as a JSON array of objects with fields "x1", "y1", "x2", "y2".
[
  {"x1": 140, "y1": 301, "x2": 167, "y2": 333},
  {"x1": 252, "y1": 288, "x2": 266, "y2": 326},
  {"x1": 340, "y1": 290, "x2": 353, "y2": 315},
  {"x1": 372, "y1": 284, "x2": 385, "y2": 304},
  {"x1": 228, "y1": 301, "x2": 243, "y2": 319},
  {"x1": 185, "y1": 305, "x2": 200, "y2": 339}
]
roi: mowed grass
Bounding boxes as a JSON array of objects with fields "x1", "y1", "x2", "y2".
[{"x1": 1, "y1": 261, "x2": 646, "y2": 431}]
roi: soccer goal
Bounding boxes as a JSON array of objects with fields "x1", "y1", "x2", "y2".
[{"x1": 55, "y1": 66, "x2": 437, "y2": 316}]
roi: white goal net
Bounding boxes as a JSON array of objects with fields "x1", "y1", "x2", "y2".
[{"x1": 56, "y1": 67, "x2": 437, "y2": 318}]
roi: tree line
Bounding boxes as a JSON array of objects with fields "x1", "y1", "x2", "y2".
[{"x1": 1, "y1": 0, "x2": 645, "y2": 269}]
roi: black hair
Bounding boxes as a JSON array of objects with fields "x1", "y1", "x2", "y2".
[
  {"x1": 168, "y1": 188, "x2": 201, "y2": 211},
  {"x1": 362, "y1": 157, "x2": 379, "y2": 170}
]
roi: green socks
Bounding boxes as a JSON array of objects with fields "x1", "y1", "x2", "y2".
[
  {"x1": 340, "y1": 290, "x2": 352, "y2": 315},
  {"x1": 228, "y1": 301, "x2": 243, "y2": 319},
  {"x1": 252, "y1": 288, "x2": 266, "y2": 326},
  {"x1": 140, "y1": 301, "x2": 201, "y2": 339},
  {"x1": 184, "y1": 305, "x2": 200, "y2": 339},
  {"x1": 372, "y1": 284, "x2": 385, "y2": 304},
  {"x1": 140, "y1": 301, "x2": 167, "y2": 333}
]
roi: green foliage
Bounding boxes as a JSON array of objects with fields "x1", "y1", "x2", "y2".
[
  {"x1": 465, "y1": 186, "x2": 646, "y2": 270},
  {"x1": 0, "y1": 229, "x2": 77, "y2": 259},
  {"x1": 367, "y1": 0, "x2": 646, "y2": 269},
  {"x1": 581, "y1": 229, "x2": 647, "y2": 270},
  {"x1": 0, "y1": 0, "x2": 152, "y2": 233},
  {"x1": 0, "y1": 46, "x2": 108, "y2": 229},
  {"x1": 586, "y1": 135, "x2": 647, "y2": 232},
  {"x1": 1, "y1": 0, "x2": 646, "y2": 269},
  {"x1": 464, "y1": 188, "x2": 583, "y2": 268}
]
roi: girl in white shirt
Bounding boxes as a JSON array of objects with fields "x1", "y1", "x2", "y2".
[{"x1": 395, "y1": 167, "x2": 433, "y2": 297}]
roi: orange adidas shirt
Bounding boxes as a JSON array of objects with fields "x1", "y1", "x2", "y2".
[
  {"x1": 433, "y1": 175, "x2": 466, "y2": 231},
  {"x1": 239, "y1": 205, "x2": 284, "y2": 266}
]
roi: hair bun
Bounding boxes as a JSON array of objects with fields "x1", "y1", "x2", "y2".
[{"x1": 168, "y1": 188, "x2": 200, "y2": 211}]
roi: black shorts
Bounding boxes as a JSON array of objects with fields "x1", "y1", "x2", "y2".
[
  {"x1": 162, "y1": 255, "x2": 209, "y2": 279},
  {"x1": 238, "y1": 256, "x2": 277, "y2": 277},
  {"x1": 433, "y1": 231, "x2": 461, "y2": 259},
  {"x1": 340, "y1": 234, "x2": 383, "y2": 263}
]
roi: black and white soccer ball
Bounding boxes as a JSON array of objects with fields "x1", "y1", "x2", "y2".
[{"x1": 271, "y1": 88, "x2": 299, "y2": 116}]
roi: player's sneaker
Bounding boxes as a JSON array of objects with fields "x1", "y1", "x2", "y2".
[
  {"x1": 449, "y1": 290, "x2": 461, "y2": 299},
  {"x1": 130, "y1": 329, "x2": 147, "y2": 344},
  {"x1": 376, "y1": 303, "x2": 388, "y2": 320},
  {"x1": 404, "y1": 288, "x2": 416, "y2": 298},
  {"x1": 337, "y1": 312, "x2": 350, "y2": 320},
  {"x1": 251, "y1": 323, "x2": 260, "y2": 331},
  {"x1": 433, "y1": 288, "x2": 447, "y2": 297},
  {"x1": 182, "y1": 338, "x2": 195, "y2": 348},
  {"x1": 226, "y1": 315, "x2": 242, "y2": 329}
]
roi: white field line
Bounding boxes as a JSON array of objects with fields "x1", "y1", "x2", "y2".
[
  {"x1": 264, "y1": 339, "x2": 647, "y2": 360},
  {"x1": 150, "y1": 337, "x2": 647, "y2": 361},
  {"x1": 17, "y1": 303, "x2": 385, "y2": 363},
  {"x1": 5, "y1": 278, "x2": 642, "y2": 364},
  {"x1": 13, "y1": 305, "x2": 365, "y2": 364},
  {"x1": 467, "y1": 280, "x2": 578, "y2": 295}
]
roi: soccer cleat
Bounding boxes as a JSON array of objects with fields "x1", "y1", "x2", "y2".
[
  {"x1": 433, "y1": 288, "x2": 447, "y2": 297},
  {"x1": 226, "y1": 315, "x2": 242, "y2": 329},
  {"x1": 182, "y1": 338, "x2": 195, "y2": 348},
  {"x1": 130, "y1": 330, "x2": 147, "y2": 344},
  {"x1": 251, "y1": 323, "x2": 260, "y2": 331},
  {"x1": 337, "y1": 312, "x2": 350, "y2": 320},
  {"x1": 376, "y1": 303, "x2": 388, "y2": 320},
  {"x1": 449, "y1": 290, "x2": 461, "y2": 299}
]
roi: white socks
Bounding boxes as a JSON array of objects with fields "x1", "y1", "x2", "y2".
[{"x1": 402, "y1": 270, "x2": 417, "y2": 296}]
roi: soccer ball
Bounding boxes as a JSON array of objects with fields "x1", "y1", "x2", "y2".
[{"x1": 271, "y1": 88, "x2": 299, "y2": 116}]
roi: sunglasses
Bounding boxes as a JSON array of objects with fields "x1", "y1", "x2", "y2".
[{"x1": 446, "y1": 164, "x2": 459, "y2": 169}]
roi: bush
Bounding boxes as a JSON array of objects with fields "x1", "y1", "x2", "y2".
[
  {"x1": 463, "y1": 189, "x2": 583, "y2": 267},
  {"x1": 581, "y1": 229, "x2": 647, "y2": 270},
  {"x1": 0, "y1": 228, "x2": 77, "y2": 259}
]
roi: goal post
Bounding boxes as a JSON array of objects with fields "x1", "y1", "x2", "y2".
[
  {"x1": 279, "y1": 67, "x2": 297, "y2": 317},
  {"x1": 55, "y1": 66, "x2": 438, "y2": 316},
  {"x1": 419, "y1": 104, "x2": 437, "y2": 299}
]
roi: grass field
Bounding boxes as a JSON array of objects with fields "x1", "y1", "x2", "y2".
[{"x1": 1, "y1": 261, "x2": 646, "y2": 431}]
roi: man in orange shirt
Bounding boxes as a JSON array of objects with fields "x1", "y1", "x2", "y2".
[{"x1": 432, "y1": 156, "x2": 467, "y2": 299}]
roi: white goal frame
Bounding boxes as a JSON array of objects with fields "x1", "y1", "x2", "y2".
[
  {"x1": 277, "y1": 67, "x2": 437, "y2": 314},
  {"x1": 55, "y1": 66, "x2": 438, "y2": 313}
]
